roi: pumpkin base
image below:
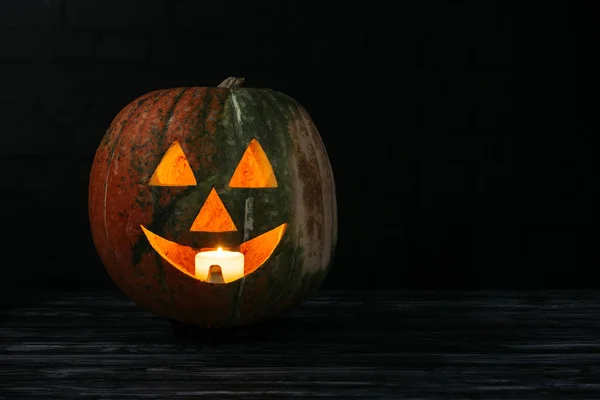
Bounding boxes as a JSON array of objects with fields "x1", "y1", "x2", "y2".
[{"x1": 169, "y1": 319, "x2": 278, "y2": 342}]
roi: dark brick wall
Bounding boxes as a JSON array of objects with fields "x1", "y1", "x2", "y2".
[{"x1": 0, "y1": 1, "x2": 592, "y2": 293}]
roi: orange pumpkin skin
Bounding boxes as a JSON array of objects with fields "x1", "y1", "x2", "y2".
[{"x1": 88, "y1": 85, "x2": 337, "y2": 327}]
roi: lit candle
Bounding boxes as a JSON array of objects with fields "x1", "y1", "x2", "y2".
[{"x1": 195, "y1": 247, "x2": 245, "y2": 283}]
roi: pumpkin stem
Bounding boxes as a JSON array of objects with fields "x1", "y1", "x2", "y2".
[{"x1": 218, "y1": 77, "x2": 245, "y2": 89}]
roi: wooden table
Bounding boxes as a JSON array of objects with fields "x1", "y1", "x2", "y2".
[{"x1": 1, "y1": 290, "x2": 600, "y2": 399}]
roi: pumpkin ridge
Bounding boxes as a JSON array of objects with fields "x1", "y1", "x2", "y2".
[
  {"x1": 291, "y1": 102, "x2": 330, "y2": 301},
  {"x1": 102, "y1": 91, "x2": 161, "y2": 244},
  {"x1": 304, "y1": 107, "x2": 337, "y2": 266},
  {"x1": 307, "y1": 112, "x2": 338, "y2": 255},
  {"x1": 90, "y1": 90, "x2": 162, "y2": 298},
  {"x1": 130, "y1": 88, "x2": 190, "y2": 268},
  {"x1": 253, "y1": 89, "x2": 303, "y2": 316},
  {"x1": 105, "y1": 90, "x2": 167, "y2": 246},
  {"x1": 122, "y1": 89, "x2": 188, "y2": 300},
  {"x1": 102, "y1": 90, "x2": 175, "y2": 303},
  {"x1": 196, "y1": 87, "x2": 222, "y2": 177},
  {"x1": 152, "y1": 88, "x2": 192, "y2": 303},
  {"x1": 227, "y1": 89, "x2": 248, "y2": 325},
  {"x1": 261, "y1": 89, "x2": 332, "y2": 312},
  {"x1": 223, "y1": 88, "x2": 293, "y2": 323},
  {"x1": 156, "y1": 87, "x2": 192, "y2": 172}
]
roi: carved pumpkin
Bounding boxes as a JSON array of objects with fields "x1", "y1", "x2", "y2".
[{"x1": 88, "y1": 77, "x2": 337, "y2": 327}]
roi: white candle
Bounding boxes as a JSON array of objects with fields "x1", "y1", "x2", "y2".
[{"x1": 195, "y1": 247, "x2": 245, "y2": 283}]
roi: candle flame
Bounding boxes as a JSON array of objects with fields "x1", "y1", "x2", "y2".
[{"x1": 217, "y1": 247, "x2": 223, "y2": 253}]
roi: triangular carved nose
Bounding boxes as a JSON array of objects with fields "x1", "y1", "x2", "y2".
[{"x1": 190, "y1": 188, "x2": 237, "y2": 232}]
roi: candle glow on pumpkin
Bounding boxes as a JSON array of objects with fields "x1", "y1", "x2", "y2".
[{"x1": 195, "y1": 247, "x2": 245, "y2": 283}]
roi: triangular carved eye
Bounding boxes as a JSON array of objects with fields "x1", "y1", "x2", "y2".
[
  {"x1": 149, "y1": 141, "x2": 197, "y2": 186},
  {"x1": 228, "y1": 139, "x2": 278, "y2": 188}
]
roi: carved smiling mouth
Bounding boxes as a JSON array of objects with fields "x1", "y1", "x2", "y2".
[{"x1": 140, "y1": 223, "x2": 287, "y2": 282}]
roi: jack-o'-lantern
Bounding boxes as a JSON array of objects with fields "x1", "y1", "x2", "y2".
[{"x1": 88, "y1": 77, "x2": 337, "y2": 328}]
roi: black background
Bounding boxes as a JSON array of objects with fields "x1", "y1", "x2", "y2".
[{"x1": 0, "y1": 0, "x2": 595, "y2": 296}]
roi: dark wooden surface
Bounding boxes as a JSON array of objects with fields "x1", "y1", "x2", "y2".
[{"x1": 1, "y1": 290, "x2": 600, "y2": 399}]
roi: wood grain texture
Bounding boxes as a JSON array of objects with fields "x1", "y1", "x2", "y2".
[{"x1": 1, "y1": 290, "x2": 600, "y2": 399}]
